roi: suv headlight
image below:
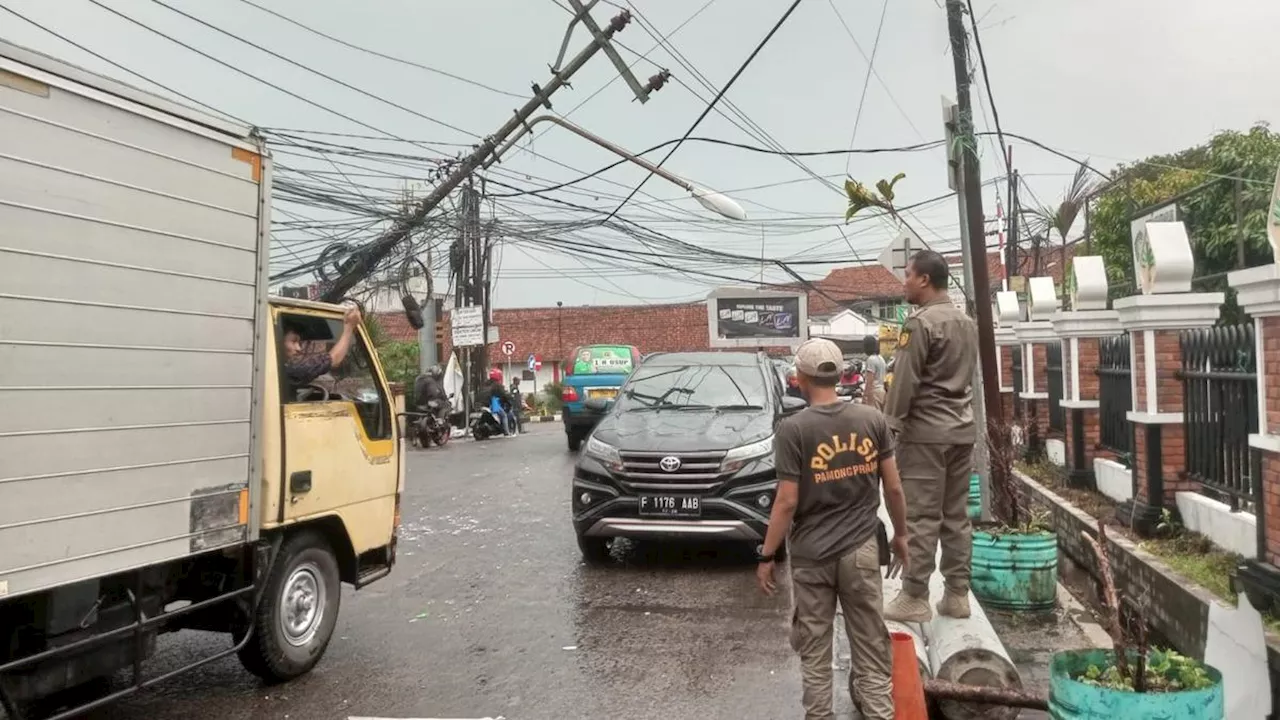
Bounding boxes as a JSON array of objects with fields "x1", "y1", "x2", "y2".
[
  {"x1": 585, "y1": 435, "x2": 623, "y2": 472},
  {"x1": 721, "y1": 435, "x2": 774, "y2": 474}
]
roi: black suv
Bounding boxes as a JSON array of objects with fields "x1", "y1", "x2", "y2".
[{"x1": 570, "y1": 351, "x2": 806, "y2": 562}]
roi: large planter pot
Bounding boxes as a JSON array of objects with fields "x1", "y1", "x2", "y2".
[
  {"x1": 970, "y1": 529, "x2": 1058, "y2": 612},
  {"x1": 1048, "y1": 649, "x2": 1224, "y2": 719},
  {"x1": 966, "y1": 473, "x2": 982, "y2": 520}
]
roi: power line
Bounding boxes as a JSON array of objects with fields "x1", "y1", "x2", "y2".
[
  {"x1": 604, "y1": 0, "x2": 806, "y2": 221},
  {"x1": 0, "y1": 2, "x2": 244, "y2": 123},
  {"x1": 229, "y1": 0, "x2": 528, "y2": 99},
  {"x1": 843, "y1": 0, "x2": 891, "y2": 174},
  {"x1": 825, "y1": 0, "x2": 924, "y2": 141}
]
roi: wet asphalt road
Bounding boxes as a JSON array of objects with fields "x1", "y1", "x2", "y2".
[{"x1": 75, "y1": 424, "x2": 832, "y2": 720}]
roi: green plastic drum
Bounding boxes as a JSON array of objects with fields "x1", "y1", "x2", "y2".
[
  {"x1": 970, "y1": 529, "x2": 1058, "y2": 612},
  {"x1": 1048, "y1": 649, "x2": 1224, "y2": 719}
]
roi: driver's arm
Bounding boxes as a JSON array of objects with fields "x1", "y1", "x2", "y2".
[
  {"x1": 327, "y1": 307, "x2": 361, "y2": 368},
  {"x1": 285, "y1": 354, "x2": 332, "y2": 388}
]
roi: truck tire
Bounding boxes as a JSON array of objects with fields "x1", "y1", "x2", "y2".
[{"x1": 238, "y1": 531, "x2": 341, "y2": 682}]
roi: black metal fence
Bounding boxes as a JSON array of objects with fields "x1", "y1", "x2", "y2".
[
  {"x1": 1096, "y1": 335, "x2": 1133, "y2": 464},
  {"x1": 1181, "y1": 324, "x2": 1258, "y2": 511},
  {"x1": 1046, "y1": 342, "x2": 1065, "y2": 434}
]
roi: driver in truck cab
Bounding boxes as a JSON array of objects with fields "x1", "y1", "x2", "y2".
[{"x1": 282, "y1": 306, "x2": 362, "y2": 391}]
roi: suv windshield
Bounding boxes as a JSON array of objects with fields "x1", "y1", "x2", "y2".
[{"x1": 619, "y1": 363, "x2": 768, "y2": 410}]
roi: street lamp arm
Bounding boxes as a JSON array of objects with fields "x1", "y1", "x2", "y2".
[{"x1": 486, "y1": 114, "x2": 693, "y2": 192}]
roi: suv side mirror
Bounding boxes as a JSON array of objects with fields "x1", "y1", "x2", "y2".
[
  {"x1": 781, "y1": 396, "x2": 807, "y2": 414},
  {"x1": 584, "y1": 397, "x2": 613, "y2": 413}
]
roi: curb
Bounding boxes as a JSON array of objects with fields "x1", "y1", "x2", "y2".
[{"x1": 530, "y1": 414, "x2": 562, "y2": 423}]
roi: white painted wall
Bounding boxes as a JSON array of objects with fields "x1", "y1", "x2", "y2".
[
  {"x1": 809, "y1": 309, "x2": 875, "y2": 339},
  {"x1": 1205, "y1": 593, "x2": 1272, "y2": 719},
  {"x1": 1175, "y1": 492, "x2": 1257, "y2": 559},
  {"x1": 1094, "y1": 458, "x2": 1133, "y2": 502},
  {"x1": 1046, "y1": 439, "x2": 1066, "y2": 467}
]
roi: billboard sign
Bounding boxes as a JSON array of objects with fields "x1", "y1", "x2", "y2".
[{"x1": 706, "y1": 288, "x2": 808, "y2": 349}]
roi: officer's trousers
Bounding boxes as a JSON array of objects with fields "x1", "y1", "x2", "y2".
[
  {"x1": 897, "y1": 441, "x2": 974, "y2": 598},
  {"x1": 789, "y1": 536, "x2": 894, "y2": 720}
]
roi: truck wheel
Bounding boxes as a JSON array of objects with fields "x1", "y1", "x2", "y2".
[
  {"x1": 238, "y1": 531, "x2": 341, "y2": 682},
  {"x1": 566, "y1": 430, "x2": 583, "y2": 452},
  {"x1": 576, "y1": 533, "x2": 611, "y2": 564}
]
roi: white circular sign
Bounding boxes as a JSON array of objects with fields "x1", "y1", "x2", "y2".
[{"x1": 501, "y1": 340, "x2": 515, "y2": 356}]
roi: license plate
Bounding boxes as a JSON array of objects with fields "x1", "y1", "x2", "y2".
[
  {"x1": 639, "y1": 495, "x2": 701, "y2": 518},
  {"x1": 587, "y1": 388, "x2": 618, "y2": 399}
]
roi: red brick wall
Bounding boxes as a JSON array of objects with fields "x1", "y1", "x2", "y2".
[
  {"x1": 1263, "y1": 452, "x2": 1280, "y2": 565},
  {"x1": 1075, "y1": 337, "x2": 1101, "y2": 402},
  {"x1": 1000, "y1": 345, "x2": 1013, "y2": 389},
  {"x1": 1032, "y1": 344, "x2": 1048, "y2": 393},
  {"x1": 1264, "y1": 316, "x2": 1280, "y2": 435},
  {"x1": 1153, "y1": 331, "x2": 1183, "y2": 414}
]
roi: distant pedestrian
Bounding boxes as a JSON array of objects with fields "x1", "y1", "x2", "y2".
[
  {"x1": 861, "y1": 335, "x2": 887, "y2": 411},
  {"x1": 755, "y1": 338, "x2": 909, "y2": 720},
  {"x1": 882, "y1": 250, "x2": 979, "y2": 624}
]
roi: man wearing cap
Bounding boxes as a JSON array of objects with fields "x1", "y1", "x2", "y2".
[
  {"x1": 756, "y1": 338, "x2": 909, "y2": 720},
  {"x1": 882, "y1": 249, "x2": 980, "y2": 624}
]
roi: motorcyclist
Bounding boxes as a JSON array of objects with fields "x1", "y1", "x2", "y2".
[
  {"x1": 414, "y1": 365, "x2": 449, "y2": 417},
  {"x1": 481, "y1": 368, "x2": 516, "y2": 436}
]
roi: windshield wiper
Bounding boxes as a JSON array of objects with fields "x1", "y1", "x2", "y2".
[
  {"x1": 631, "y1": 402, "x2": 713, "y2": 411},
  {"x1": 715, "y1": 404, "x2": 765, "y2": 411}
]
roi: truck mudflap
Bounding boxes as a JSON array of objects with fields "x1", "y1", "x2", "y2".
[{"x1": 0, "y1": 544, "x2": 269, "y2": 720}]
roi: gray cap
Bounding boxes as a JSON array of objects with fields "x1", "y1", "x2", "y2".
[{"x1": 794, "y1": 338, "x2": 843, "y2": 379}]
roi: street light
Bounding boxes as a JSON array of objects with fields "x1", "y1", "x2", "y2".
[{"x1": 486, "y1": 115, "x2": 747, "y2": 221}]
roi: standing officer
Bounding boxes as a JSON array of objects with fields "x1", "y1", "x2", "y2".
[
  {"x1": 756, "y1": 338, "x2": 909, "y2": 720},
  {"x1": 882, "y1": 250, "x2": 979, "y2": 624}
]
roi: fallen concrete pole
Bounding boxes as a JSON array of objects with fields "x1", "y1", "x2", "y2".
[
  {"x1": 923, "y1": 571, "x2": 1023, "y2": 720},
  {"x1": 924, "y1": 679, "x2": 1049, "y2": 711}
]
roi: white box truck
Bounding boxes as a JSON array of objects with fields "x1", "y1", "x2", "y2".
[{"x1": 0, "y1": 40, "x2": 404, "y2": 718}]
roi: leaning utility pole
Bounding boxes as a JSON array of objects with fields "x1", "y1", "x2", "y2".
[
  {"x1": 945, "y1": 0, "x2": 1010, "y2": 505},
  {"x1": 320, "y1": 8, "x2": 662, "y2": 304}
]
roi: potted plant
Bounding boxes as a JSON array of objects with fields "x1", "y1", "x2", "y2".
[
  {"x1": 1048, "y1": 523, "x2": 1223, "y2": 718},
  {"x1": 970, "y1": 419, "x2": 1059, "y2": 613}
]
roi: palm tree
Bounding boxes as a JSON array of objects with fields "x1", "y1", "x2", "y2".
[{"x1": 1036, "y1": 163, "x2": 1098, "y2": 304}]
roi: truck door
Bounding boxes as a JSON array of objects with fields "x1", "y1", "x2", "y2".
[{"x1": 274, "y1": 310, "x2": 398, "y2": 552}]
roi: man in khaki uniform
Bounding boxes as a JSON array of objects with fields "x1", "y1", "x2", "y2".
[
  {"x1": 882, "y1": 250, "x2": 979, "y2": 623},
  {"x1": 756, "y1": 338, "x2": 909, "y2": 720}
]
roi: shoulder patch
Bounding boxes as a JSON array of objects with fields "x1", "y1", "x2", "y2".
[{"x1": 897, "y1": 329, "x2": 911, "y2": 349}]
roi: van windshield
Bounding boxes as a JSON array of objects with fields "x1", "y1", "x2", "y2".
[{"x1": 570, "y1": 345, "x2": 634, "y2": 375}]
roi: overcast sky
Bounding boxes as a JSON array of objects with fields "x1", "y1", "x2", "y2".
[{"x1": 4, "y1": 0, "x2": 1278, "y2": 308}]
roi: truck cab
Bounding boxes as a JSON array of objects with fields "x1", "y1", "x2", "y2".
[{"x1": 560, "y1": 344, "x2": 640, "y2": 451}]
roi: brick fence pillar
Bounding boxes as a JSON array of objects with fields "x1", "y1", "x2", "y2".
[
  {"x1": 1113, "y1": 292, "x2": 1223, "y2": 535},
  {"x1": 1013, "y1": 277, "x2": 1058, "y2": 456},
  {"x1": 996, "y1": 326, "x2": 1018, "y2": 427},
  {"x1": 1051, "y1": 308, "x2": 1122, "y2": 490},
  {"x1": 1228, "y1": 264, "x2": 1280, "y2": 614}
]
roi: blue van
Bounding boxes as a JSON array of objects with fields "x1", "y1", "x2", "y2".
[{"x1": 561, "y1": 344, "x2": 640, "y2": 451}]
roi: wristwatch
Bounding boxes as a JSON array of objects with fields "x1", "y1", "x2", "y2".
[{"x1": 756, "y1": 550, "x2": 775, "y2": 563}]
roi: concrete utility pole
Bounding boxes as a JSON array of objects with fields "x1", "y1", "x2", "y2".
[
  {"x1": 945, "y1": 0, "x2": 1010, "y2": 506},
  {"x1": 320, "y1": 8, "x2": 660, "y2": 304}
]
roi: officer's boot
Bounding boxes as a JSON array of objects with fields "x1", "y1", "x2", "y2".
[
  {"x1": 936, "y1": 588, "x2": 971, "y2": 619},
  {"x1": 882, "y1": 590, "x2": 932, "y2": 623}
]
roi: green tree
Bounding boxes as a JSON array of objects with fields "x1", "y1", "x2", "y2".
[
  {"x1": 1087, "y1": 124, "x2": 1279, "y2": 321},
  {"x1": 363, "y1": 315, "x2": 420, "y2": 387}
]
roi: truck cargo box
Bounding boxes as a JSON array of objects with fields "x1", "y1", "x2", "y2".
[{"x1": 0, "y1": 40, "x2": 270, "y2": 600}]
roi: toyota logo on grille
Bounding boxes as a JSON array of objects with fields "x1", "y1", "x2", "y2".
[{"x1": 659, "y1": 456, "x2": 682, "y2": 473}]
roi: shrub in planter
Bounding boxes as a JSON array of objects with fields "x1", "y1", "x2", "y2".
[{"x1": 1048, "y1": 648, "x2": 1223, "y2": 719}]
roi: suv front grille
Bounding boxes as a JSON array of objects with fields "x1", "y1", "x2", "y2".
[{"x1": 617, "y1": 450, "x2": 727, "y2": 491}]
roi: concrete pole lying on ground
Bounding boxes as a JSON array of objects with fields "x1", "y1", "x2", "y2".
[{"x1": 922, "y1": 572, "x2": 1023, "y2": 720}]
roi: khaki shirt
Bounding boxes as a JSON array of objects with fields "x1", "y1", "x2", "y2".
[{"x1": 884, "y1": 296, "x2": 978, "y2": 444}]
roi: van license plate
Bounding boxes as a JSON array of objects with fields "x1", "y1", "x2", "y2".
[{"x1": 639, "y1": 495, "x2": 701, "y2": 518}]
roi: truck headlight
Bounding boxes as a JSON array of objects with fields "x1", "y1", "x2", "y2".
[
  {"x1": 585, "y1": 435, "x2": 623, "y2": 472},
  {"x1": 721, "y1": 435, "x2": 774, "y2": 474}
]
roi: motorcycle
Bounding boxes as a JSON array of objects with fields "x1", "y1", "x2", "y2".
[
  {"x1": 412, "y1": 398, "x2": 452, "y2": 448},
  {"x1": 469, "y1": 406, "x2": 506, "y2": 441}
]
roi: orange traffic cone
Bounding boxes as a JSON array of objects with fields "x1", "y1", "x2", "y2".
[{"x1": 890, "y1": 631, "x2": 927, "y2": 720}]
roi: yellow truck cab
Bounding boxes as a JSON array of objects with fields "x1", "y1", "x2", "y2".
[{"x1": 0, "y1": 39, "x2": 401, "y2": 717}]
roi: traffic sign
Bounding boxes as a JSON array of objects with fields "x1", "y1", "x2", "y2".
[
  {"x1": 501, "y1": 340, "x2": 516, "y2": 356},
  {"x1": 877, "y1": 228, "x2": 924, "y2": 282},
  {"x1": 527, "y1": 354, "x2": 542, "y2": 371}
]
